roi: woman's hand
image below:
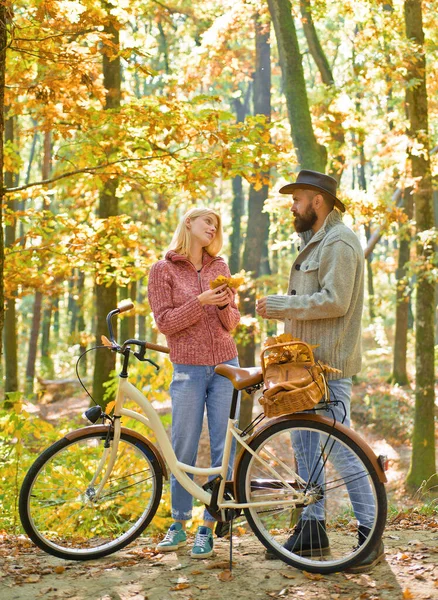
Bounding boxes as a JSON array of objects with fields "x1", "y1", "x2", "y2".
[{"x1": 198, "y1": 283, "x2": 229, "y2": 306}]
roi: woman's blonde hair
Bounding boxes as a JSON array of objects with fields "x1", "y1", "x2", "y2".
[{"x1": 168, "y1": 207, "x2": 223, "y2": 257}]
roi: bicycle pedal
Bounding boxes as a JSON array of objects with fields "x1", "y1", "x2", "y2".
[{"x1": 202, "y1": 475, "x2": 222, "y2": 492}]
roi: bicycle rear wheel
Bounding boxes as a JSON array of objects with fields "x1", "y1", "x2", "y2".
[
  {"x1": 236, "y1": 417, "x2": 387, "y2": 573},
  {"x1": 19, "y1": 429, "x2": 163, "y2": 560}
]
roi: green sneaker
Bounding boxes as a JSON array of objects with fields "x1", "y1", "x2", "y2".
[
  {"x1": 190, "y1": 526, "x2": 214, "y2": 559},
  {"x1": 156, "y1": 522, "x2": 187, "y2": 552}
]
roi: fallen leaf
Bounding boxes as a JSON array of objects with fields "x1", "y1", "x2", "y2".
[
  {"x1": 267, "y1": 589, "x2": 288, "y2": 598},
  {"x1": 54, "y1": 566, "x2": 65, "y2": 574},
  {"x1": 358, "y1": 574, "x2": 376, "y2": 587},
  {"x1": 170, "y1": 583, "x2": 190, "y2": 591},
  {"x1": 217, "y1": 570, "x2": 233, "y2": 581},
  {"x1": 402, "y1": 590, "x2": 414, "y2": 600},
  {"x1": 303, "y1": 571, "x2": 324, "y2": 580},
  {"x1": 396, "y1": 552, "x2": 411, "y2": 561},
  {"x1": 25, "y1": 574, "x2": 41, "y2": 583},
  {"x1": 197, "y1": 584, "x2": 210, "y2": 590},
  {"x1": 280, "y1": 572, "x2": 295, "y2": 579},
  {"x1": 206, "y1": 560, "x2": 233, "y2": 570}
]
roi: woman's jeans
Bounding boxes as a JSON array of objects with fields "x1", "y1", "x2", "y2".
[
  {"x1": 291, "y1": 377, "x2": 376, "y2": 528},
  {"x1": 169, "y1": 358, "x2": 240, "y2": 522}
]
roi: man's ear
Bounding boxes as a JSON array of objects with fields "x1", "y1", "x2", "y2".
[{"x1": 313, "y1": 193, "x2": 324, "y2": 209}]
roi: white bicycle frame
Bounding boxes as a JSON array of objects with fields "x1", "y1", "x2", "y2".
[{"x1": 91, "y1": 376, "x2": 312, "y2": 513}]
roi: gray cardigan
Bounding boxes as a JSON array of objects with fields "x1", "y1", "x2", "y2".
[{"x1": 266, "y1": 210, "x2": 364, "y2": 379}]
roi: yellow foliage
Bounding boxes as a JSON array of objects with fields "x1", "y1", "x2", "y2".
[
  {"x1": 262, "y1": 333, "x2": 319, "y2": 366},
  {"x1": 262, "y1": 333, "x2": 341, "y2": 375},
  {"x1": 210, "y1": 274, "x2": 245, "y2": 290}
]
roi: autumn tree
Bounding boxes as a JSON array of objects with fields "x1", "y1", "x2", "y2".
[{"x1": 404, "y1": 0, "x2": 436, "y2": 491}]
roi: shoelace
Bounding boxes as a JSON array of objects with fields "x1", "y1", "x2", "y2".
[
  {"x1": 194, "y1": 532, "x2": 210, "y2": 548},
  {"x1": 163, "y1": 529, "x2": 179, "y2": 542}
]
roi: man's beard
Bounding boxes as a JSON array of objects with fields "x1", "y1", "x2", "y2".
[{"x1": 293, "y1": 204, "x2": 317, "y2": 232}]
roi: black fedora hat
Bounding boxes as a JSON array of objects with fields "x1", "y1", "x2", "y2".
[{"x1": 279, "y1": 169, "x2": 345, "y2": 213}]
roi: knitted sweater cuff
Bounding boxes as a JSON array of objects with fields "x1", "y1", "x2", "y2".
[{"x1": 266, "y1": 295, "x2": 288, "y2": 320}]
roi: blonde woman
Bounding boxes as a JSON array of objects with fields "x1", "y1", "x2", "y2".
[{"x1": 148, "y1": 207, "x2": 240, "y2": 558}]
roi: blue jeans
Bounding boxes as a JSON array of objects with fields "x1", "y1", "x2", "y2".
[
  {"x1": 169, "y1": 358, "x2": 240, "y2": 522},
  {"x1": 291, "y1": 378, "x2": 376, "y2": 528}
]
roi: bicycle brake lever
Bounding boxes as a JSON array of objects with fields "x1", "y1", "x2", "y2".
[
  {"x1": 133, "y1": 346, "x2": 160, "y2": 370},
  {"x1": 145, "y1": 358, "x2": 160, "y2": 370}
]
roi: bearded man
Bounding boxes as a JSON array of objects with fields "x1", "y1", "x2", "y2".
[{"x1": 256, "y1": 170, "x2": 385, "y2": 573}]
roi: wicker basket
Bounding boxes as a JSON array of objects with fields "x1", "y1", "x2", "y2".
[{"x1": 259, "y1": 341, "x2": 329, "y2": 418}]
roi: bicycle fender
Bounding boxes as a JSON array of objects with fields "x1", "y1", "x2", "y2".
[
  {"x1": 234, "y1": 412, "x2": 386, "y2": 502},
  {"x1": 65, "y1": 425, "x2": 168, "y2": 479}
]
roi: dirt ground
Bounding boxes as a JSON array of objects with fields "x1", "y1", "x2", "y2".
[
  {"x1": 8, "y1": 391, "x2": 437, "y2": 600},
  {"x1": 1, "y1": 523, "x2": 438, "y2": 600}
]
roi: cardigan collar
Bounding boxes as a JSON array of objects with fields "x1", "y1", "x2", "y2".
[
  {"x1": 299, "y1": 209, "x2": 343, "y2": 248},
  {"x1": 165, "y1": 249, "x2": 218, "y2": 267}
]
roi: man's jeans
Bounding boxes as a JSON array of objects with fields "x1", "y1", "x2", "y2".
[
  {"x1": 170, "y1": 358, "x2": 239, "y2": 522},
  {"x1": 291, "y1": 377, "x2": 376, "y2": 528}
]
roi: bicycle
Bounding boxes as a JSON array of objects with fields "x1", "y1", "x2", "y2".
[{"x1": 19, "y1": 303, "x2": 388, "y2": 574}]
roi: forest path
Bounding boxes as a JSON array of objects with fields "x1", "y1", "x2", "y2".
[{"x1": 1, "y1": 526, "x2": 437, "y2": 600}]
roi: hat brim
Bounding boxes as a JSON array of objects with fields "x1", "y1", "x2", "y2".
[{"x1": 279, "y1": 182, "x2": 346, "y2": 213}]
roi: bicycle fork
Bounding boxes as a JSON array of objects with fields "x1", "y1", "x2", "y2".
[{"x1": 86, "y1": 419, "x2": 122, "y2": 501}]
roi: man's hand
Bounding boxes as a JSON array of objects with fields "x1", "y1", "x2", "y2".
[{"x1": 256, "y1": 297, "x2": 268, "y2": 318}]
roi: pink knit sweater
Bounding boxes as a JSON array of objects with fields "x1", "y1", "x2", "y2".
[{"x1": 148, "y1": 251, "x2": 240, "y2": 366}]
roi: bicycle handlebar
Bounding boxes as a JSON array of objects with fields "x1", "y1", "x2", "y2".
[
  {"x1": 145, "y1": 341, "x2": 170, "y2": 354},
  {"x1": 117, "y1": 301, "x2": 135, "y2": 314}
]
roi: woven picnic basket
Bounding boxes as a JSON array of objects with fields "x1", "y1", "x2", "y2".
[{"x1": 259, "y1": 341, "x2": 329, "y2": 418}]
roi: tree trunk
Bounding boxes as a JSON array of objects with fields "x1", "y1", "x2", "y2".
[
  {"x1": 68, "y1": 273, "x2": 78, "y2": 334},
  {"x1": 229, "y1": 86, "x2": 251, "y2": 274},
  {"x1": 137, "y1": 282, "x2": 146, "y2": 340},
  {"x1": 299, "y1": 0, "x2": 334, "y2": 85},
  {"x1": 25, "y1": 130, "x2": 52, "y2": 394},
  {"x1": 364, "y1": 224, "x2": 376, "y2": 321},
  {"x1": 41, "y1": 297, "x2": 55, "y2": 379},
  {"x1": 25, "y1": 292, "x2": 43, "y2": 395},
  {"x1": 356, "y1": 140, "x2": 376, "y2": 321},
  {"x1": 238, "y1": 15, "x2": 271, "y2": 428},
  {"x1": 92, "y1": 11, "x2": 121, "y2": 407},
  {"x1": 4, "y1": 114, "x2": 18, "y2": 395},
  {"x1": 0, "y1": 4, "x2": 6, "y2": 355},
  {"x1": 404, "y1": 0, "x2": 436, "y2": 491},
  {"x1": 119, "y1": 281, "x2": 136, "y2": 343},
  {"x1": 392, "y1": 187, "x2": 413, "y2": 385},
  {"x1": 267, "y1": 0, "x2": 326, "y2": 171}
]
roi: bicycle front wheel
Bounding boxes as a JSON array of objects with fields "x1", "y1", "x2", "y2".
[
  {"x1": 19, "y1": 429, "x2": 163, "y2": 560},
  {"x1": 236, "y1": 417, "x2": 387, "y2": 573}
]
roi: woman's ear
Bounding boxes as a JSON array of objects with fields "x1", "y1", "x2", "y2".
[{"x1": 185, "y1": 218, "x2": 191, "y2": 229}]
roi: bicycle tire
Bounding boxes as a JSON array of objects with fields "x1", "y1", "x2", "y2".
[
  {"x1": 236, "y1": 417, "x2": 387, "y2": 574},
  {"x1": 19, "y1": 429, "x2": 163, "y2": 560}
]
